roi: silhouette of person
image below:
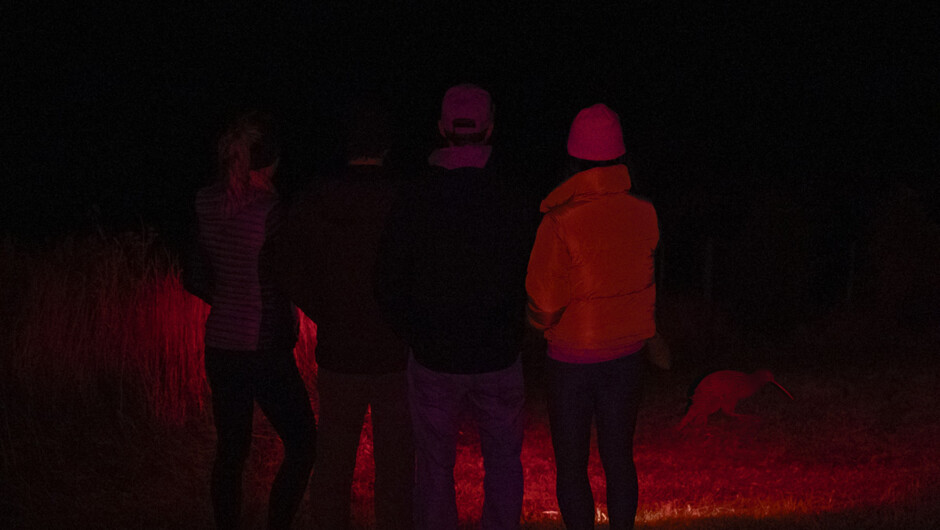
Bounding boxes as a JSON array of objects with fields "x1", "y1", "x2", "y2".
[
  {"x1": 278, "y1": 100, "x2": 414, "y2": 530},
  {"x1": 184, "y1": 110, "x2": 317, "y2": 530},
  {"x1": 526, "y1": 104, "x2": 659, "y2": 530},
  {"x1": 375, "y1": 84, "x2": 531, "y2": 530}
]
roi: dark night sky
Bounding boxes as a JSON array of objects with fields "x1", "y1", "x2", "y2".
[{"x1": 3, "y1": 2, "x2": 939, "y2": 245}]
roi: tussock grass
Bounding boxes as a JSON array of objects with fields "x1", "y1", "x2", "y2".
[
  {"x1": 2, "y1": 230, "x2": 938, "y2": 529},
  {"x1": 1, "y1": 229, "x2": 318, "y2": 429},
  {"x1": 3, "y1": 230, "x2": 207, "y2": 424}
]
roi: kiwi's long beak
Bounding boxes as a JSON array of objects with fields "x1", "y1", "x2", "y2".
[{"x1": 772, "y1": 380, "x2": 794, "y2": 400}]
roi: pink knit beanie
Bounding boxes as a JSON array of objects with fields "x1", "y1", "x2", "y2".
[{"x1": 566, "y1": 103, "x2": 626, "y2": 161}]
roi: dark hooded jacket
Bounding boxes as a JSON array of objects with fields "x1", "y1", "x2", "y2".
[
  {"x1": 278, "y1": 165, "x2": 409, "y2": 374},
  {"x1": 374, "y1": 147, "x2": 534, "y2": 374}
]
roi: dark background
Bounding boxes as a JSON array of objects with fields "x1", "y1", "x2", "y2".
[{"x1": 4, "y1": 2, "x2": 939, "y2": 336}]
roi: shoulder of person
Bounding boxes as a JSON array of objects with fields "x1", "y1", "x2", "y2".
[{"x1": 628, "y1": 192, "x2": 658, "y2": 216}]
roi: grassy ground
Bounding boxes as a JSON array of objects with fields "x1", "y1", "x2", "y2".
[
  {"x1": 2, "y1": 232, "x2": 938, "y2": 529},
  {"x1": 3, "y1": 328, "x2": 938, "y2": 529}
]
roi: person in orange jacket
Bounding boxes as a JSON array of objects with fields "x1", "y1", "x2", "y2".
[{"x1": 525, "y1": 103, "x2": 658, "y2": 530}]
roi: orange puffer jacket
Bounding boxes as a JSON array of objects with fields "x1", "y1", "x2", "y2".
[{"x1": 525, "y1": 164, "x2": 658, "y2": 360}]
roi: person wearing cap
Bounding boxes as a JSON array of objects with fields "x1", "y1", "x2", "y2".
[
  {"x1": 375, "y1": 84, "x2": 532, "y2": 530},
  {"x1": 184, "y1": 111, "x2": 317, "y2": 530},
  {"x1": 277, "y1": 101, "x2": 414, "y2": 530},
  {"x1": 525, "y1": 104, "x2": 659, "y2": 530}
]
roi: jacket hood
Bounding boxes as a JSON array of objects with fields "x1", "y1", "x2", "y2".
[{"x1": 540, "y1": 164, "x2": 632, "y2": 213}]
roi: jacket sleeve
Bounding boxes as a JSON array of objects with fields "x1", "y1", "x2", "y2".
[
  {"x1": 525, "y1": 214, "x2": 570, "y2": 331},
  {"x1": 261, "y1": 200, "x2": 300, "y2": 344},
  {"x1": 373, "y1": 187, "x2": 416, "y2": 343},
  {"x1": 274, "y1": 190, "x2": 322, "y2": 322}
]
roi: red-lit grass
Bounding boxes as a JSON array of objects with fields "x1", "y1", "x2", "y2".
[
  {"x1": 1, "y1": 230, "x2": 318, "y2": 427},
  {"x1": 1, "y1": 232, "x2": 938, "y2": 528}
]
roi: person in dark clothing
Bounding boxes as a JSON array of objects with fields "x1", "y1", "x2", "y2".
[
  {"x1": 278, "y1": 102, "x2": 413, "y2": 530},
  {"x1": 375, "y1": 84, "x2": 532, "y2": 530},
  {"x1": 184, "y1": 111, "x2": 317, "y2": 530}
]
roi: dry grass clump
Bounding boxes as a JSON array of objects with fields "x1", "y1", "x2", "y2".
[
  {"x1": 0, "y1": 229, "x2": 317, "y2": 427},
  {"x1": 3, "y1": 229, "x2": 209, "y2": 424}
]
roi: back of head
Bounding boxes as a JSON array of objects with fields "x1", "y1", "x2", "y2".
[
  {"x1": 216, "y1": 110, "x2": 280, "y2": 214},
  {"x1": 218, "y1": 111, "x2": 280, "y2": 173},
  {"x1": 439, "y1": 84, "x2": 493, "y2": 146},
  {"x1": 344, "y1": 99, "x2": 394, "y2": 161},
  {"x1": 567, "y1": 103, "x2": 625, "y2": 163}
]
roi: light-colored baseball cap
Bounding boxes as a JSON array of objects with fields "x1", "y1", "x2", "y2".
[{"x1": 439, "y1": 84, "x2": 493, "y2": 135}]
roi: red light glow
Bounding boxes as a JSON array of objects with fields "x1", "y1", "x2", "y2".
[{"x1": 323, "y1": 378, "x2": 939, "y2": 528}]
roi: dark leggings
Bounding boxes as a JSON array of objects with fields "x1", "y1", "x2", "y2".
[
  {"x1": 205, "y1": 347, "x2": 317, "y2": 530},
  {"x1": 546, "y1": 352, "x2": 644, "y2": 530}
]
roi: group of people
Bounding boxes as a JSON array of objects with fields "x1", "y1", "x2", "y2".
[{"x1": 184, "y1": 83, "x2": 660, "y2": 530}]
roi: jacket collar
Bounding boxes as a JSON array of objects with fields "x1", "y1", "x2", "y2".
[
  {"x1": 428, "y1": 145, "x2": 492, "y2": 170},
  {"x1": 540, "y1": 164, "x2": 632, "y2": 213}
]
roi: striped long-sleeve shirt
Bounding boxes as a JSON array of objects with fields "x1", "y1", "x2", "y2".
[{"x1": 189, "y1": 184, "x2": 298, "y2": 352}]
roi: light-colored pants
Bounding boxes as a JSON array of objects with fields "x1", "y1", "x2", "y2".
[{"x1": 408, "y1": 355, "x2": 525, "y2": 530}]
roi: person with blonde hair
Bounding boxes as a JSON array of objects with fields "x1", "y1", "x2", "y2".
[{"x1": 184, "y1": 111, "x2": 317, "y2": 530}]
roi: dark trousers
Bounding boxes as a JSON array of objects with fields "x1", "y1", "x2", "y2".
[
  {"x1": 409, "y1": 355, "x2": 525, "y2": 530},
  {"x1": 546, "y1": 352, "x2": 644, "y2": 530},
  {"x1": 205, "y1": 347, "x2": 317, "y2": 530},
  {"x1": 309, "y1": 367, "x2": 414, "y2": 530}
]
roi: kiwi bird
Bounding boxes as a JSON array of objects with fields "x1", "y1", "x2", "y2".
[{"x1": 678, "y1": 369, "x2": 794, "y2": 429}]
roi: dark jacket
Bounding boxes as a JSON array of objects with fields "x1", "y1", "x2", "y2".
[
  {"x1": 278, "y1": 165, "x2": 409, "y2": 374},
  {"x1": 375, "y1": 148, "x2": 534, "y2": 374}
]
